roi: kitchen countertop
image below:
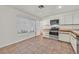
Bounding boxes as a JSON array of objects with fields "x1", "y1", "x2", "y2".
[
  {"x1": 42, "y1": 28, "x2": 79, "y2": 37},
  {"x1": 59, "y1": 29, "x2": 79, "y2": 37}
]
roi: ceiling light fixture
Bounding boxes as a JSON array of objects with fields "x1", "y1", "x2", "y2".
[
  {"x1": 38, "y1": 5, "x2": 44, "y2": 9},
  {"x1": 58, "y1": 6, "x2": 62, "y2": 8}
]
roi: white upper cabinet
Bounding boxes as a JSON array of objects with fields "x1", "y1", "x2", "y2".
[
  {"x1": 73, "y1": 12, "x2": 79, "y2": 24},
  {"x1": 59, "y1": 15, "x2": 65, "y2": 24},
  {"x1": 64, "y1": 14, "x2": 72, "y2": 24},
  {"x1": 59, "y1": 14, "x2": 73, "y2": 25}
]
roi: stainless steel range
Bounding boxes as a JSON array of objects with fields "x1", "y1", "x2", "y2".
[{"x1": 49, "y1": 19, "x2": 59, "y2": 39}]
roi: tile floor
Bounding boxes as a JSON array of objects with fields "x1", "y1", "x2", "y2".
[{"x1": 0, "y1": 35, "x2": 74, "y2": 54}]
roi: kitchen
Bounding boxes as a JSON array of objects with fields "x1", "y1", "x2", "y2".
[
  {"x1": 0, "y1": 5, "x2": 79, "y2": 54},
  {"x1": 40, "y1": 7, "x2": 79, "y2": 53}
]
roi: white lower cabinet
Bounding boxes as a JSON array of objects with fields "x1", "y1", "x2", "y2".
[
  {"x1": 70, "y1": 33, "x2": 77, "y2": 53},
  {"x1": 59, "y1": 32, "x2": 77, "y2": 53},
  {"x1": 59, "y1": 32, "x2": 71, "y2": 42}
]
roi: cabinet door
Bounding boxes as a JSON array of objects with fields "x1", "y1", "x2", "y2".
[
  {"x1": 59, "y1": 32, "x2": 70, "y2": 42},
  {"x1": 59, "y1": 15, "x2": 65, "y2": 24},
  {"x1": 73, "y1": 13, "x2": 79, "y2": 24},
  {"x1": 70, "y1": 34, "x2": 77, "y2": 53},
  {"x1": 64, "y1": 14, "x2": 72, "y2": 24}
]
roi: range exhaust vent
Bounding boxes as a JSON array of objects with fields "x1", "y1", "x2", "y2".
[{"x1": 38, "y1": 5, "x2": 44, "y2": 9}]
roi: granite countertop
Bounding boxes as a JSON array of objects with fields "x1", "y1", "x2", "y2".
[
  {"x1": 59, "y1": 29, "x2": 79, "y2": 37},
  {"x1": 43, "y1": 28, "x2": 79, "y2": 37}
]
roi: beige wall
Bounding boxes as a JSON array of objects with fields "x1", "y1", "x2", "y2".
[{"x1": 0, "y1": 6, "x2": 40, "y2": 48}]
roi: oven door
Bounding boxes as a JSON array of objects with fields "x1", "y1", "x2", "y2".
[{"x1": 49, "y1": 27, "x2": 59, "y2": 36}]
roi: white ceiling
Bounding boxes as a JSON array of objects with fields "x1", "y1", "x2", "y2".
[{"x1": 11, "y1": 5, "x2": 79, "y2": 18}]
